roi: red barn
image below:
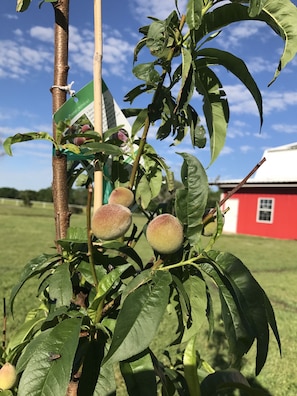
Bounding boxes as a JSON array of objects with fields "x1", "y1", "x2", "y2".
[{"x1": 212, "y1": 143, "x2": 297, "y2": 240}]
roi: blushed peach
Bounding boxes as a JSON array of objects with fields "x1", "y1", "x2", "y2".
[
  {"x1": 108, "y1": 187, "x2": 134, "y2": 207},
  {"x1": 146, "y1": 214, "x2": 184, "y2": 254},
  {"x1": 92, "y1": 204, "x2": 132, "y2": 240}
]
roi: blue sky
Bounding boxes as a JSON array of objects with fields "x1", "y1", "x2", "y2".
[{"x1": 1, "y1": 0, "x2": 297, "y2": 190}]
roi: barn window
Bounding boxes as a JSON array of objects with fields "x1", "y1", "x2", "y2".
[{"x1": 257, "y1": 198, "x2": 274, "y2": 223}]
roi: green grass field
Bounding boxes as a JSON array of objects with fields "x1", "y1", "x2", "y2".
[{"x1": 0, "y1": 204, "x2": 296, "y2": 395}]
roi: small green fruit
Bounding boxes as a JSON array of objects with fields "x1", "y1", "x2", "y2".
[
  {"x1": 202, "y1": 214, "x2": 225, "y2": 237},
  {"x1": 108, "y1": 187, "x2": 134, "y2": 207},
  {"x1": 146, "y1": 214, "x2": 183, "y2": 254},
  {"x1": 92, "y1": 204, "x2": 132, "y2": 240},
  {"x1": 0, "y1": 362, "x2": 17, "y2": 390}
]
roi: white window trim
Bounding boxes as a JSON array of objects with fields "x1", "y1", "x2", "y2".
[{"x1": 256, "y1": 197, "x2": 274, "y2": 224}]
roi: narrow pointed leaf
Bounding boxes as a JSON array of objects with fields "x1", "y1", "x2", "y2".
[
  {"x1": 196, "y1": 48, "x2": 263, "y2": 127},
  {"x1": 186, "y1": 0, "x2": 203, "y2": 30},
  {"x1": 18, "y1": 317, "x2": 83, "y2": 396},
  {"x1": 16, "y1": 0, "x2": 31, "y2": 12},
  {"x1": 207, "y1": 251, "x2": 279, "y2": 375},
  {"x1": 181, "y1": 274, "x2": 208, "y2": 343},
  {"x1": 198, "y1": 259, "x2": 254, "y2": 364},
  {"x1": 263, "y1": 0, "x2": 297, "y2": 84},
  {"x1": 194, "y1": 66, "x2": 229, "y2": 165},
  {"x1": 77, "y1": 335, "x2": 107, "y2": 396},
  {"x1": 183, "y1": 335, "x2": 201, "y2": 396},
  {"x1": 48, "y1": 263, "x2": 72, "y2": 307},
  {"x1": 175, "y1": 47, "x2": 194, "y2": 111},
  {"x1": 10, "y1": 254, "x2": 60, "y2": 314},
  {"x1": 82, "y1": 142, "x2": 123, "y2": 155},
  {"x1": 176, "y1": 153, "x2": 208, "y2": 247},
  {"x1": 93, "y1": 362, "x2": 116, "y2": 396},
  {"x1": 16, "y1": 329, "x2": 52, "y2": 374},
  {"x1": 196, "y1": 2, "x2": 297, "y2": 84},
  {"x1": 120, "y1": 349, "x2": 157, "y2": 396},
  {"x1": 131, "y1": 108, "x2": 148, "y2": 138},
  {"x1": 7, "y1": 316, "x2": 44, "y2": 354},
  {"x1": 103, "y1": 271, "x2": 171, "y2": 364},
  {"x1": 248, "y1": 0, "x2": 264, "y2": 17},
  {"x1": 3, "y1": 132, "x2": 55, "y2": 156}
]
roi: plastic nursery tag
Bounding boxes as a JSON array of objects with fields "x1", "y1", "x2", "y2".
[
  {"x1": 53, "y1": 80, "x2": 135, "y2": 202},
  {"x1": 53, "y1": 79, "x2": 132, "y2": 156}
]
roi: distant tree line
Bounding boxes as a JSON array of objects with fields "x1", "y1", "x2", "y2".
[
  {"x1": 0, "y1": 185, "x2": 221, "y2": 210},
  {"x1": 0, "y1": 187, "x2": 88, "y2": 206}
]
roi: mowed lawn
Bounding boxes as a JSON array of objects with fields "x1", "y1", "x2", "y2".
[{"x1": 0, "y1": 203, "x2": 296, "y2": 395}]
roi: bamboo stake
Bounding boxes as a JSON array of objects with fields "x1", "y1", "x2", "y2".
[{"x1": 93, "y1": 0, "x2": 103, "y2": 212}]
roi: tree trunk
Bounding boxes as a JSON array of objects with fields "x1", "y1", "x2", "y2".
[{"x1": 51, "y1": 0, "x2": 71, "y2": 243}]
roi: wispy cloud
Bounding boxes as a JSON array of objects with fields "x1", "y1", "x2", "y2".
[
  {"x1": 220, "y1": 145, "x2": 234, "y2": 155},
  {"x1": 271, "y1": 123, "x2": 297, "y2": 134},
  {"x1": 263, "y1": 90, "x2": 297, "y2": 113},
  {"x1": 30, "y1": 26, "x2": 54, "y2": 42},
  {"x1": 215, "y1": 20, "x2": 265, "y2": 50},
  {"x1": 0, "y1": 39, "x2": 53, "y2": 79},
  {"x1": 3, "y1": 14, "x2": 18, "y2": 20},
  {"x1": 1, "y1": 22, "x2": 135, "y2": 81},
  {"x1": 129, "y1": 0, "x2": 187, "y2": 23},
  {"x1": 240, "y1": 145, "x2": 253, "y2": 153},
  {"x1": 246, "y1": 56, "x2": 277, "y2": 75}
]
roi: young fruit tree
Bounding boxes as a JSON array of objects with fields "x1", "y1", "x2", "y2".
[{"x1": 2, "y1": 0, "x2": 297, "y2": 395}]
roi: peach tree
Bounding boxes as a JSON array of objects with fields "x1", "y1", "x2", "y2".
[{"x1": 2, "y1": 0, "x2": 297, "y2": 395}]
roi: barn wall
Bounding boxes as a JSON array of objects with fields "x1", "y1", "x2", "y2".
[{"x1": 222, "y1": 187, "x2": 297, "y2": 240}]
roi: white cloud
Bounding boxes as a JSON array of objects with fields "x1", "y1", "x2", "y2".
[
  {"x1": 271, "y1": 124, "x2": 297, "y2": 134},
  {"x1": 215, "y1": 20, "x2": 264, "y2": 50},
  {"x1": 240, "y1": 145, "x2": 253, "y2": 153},
  {"x1": 253, "y1": 131, "x2": 270, "y2": 139},
  {"x1": 130, "y1": 0, "x2": 187, "y2": 23},
  {"x1": 220, "y1": 84, "x2": 297, "y2": 118},
  {"x1": 4, "y1": 14, "x2": 18, "y2": 20},
  {"x1": 262, "y1": 91, "x2": 297, "y2": 114},
  {"x1": 69, "y1": 25, "x2": 134, "y2": 76},
  {"x1": 220, "y1": 145, "x2": 234, "y2": 155},
  {"x1": 0, "y1": 39, "x2": 53, "y2": 79},
  {"x1": 224, "y1": 84, "x2": 259, "y2": 116},
  {"x1": 30, "y1": 26, "x2": 54, "y2": 42},
  {"x1": 246, "y1": 56, "x2": 276, "y2": 75},
  {"x1": 14, "y1": 28, "x2": 23, "y2": 37},
  {"x1": 1, "y1": 21, "x2": 134, "y2": 80}
]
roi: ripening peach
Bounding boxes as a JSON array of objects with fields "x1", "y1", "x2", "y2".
[
  {"x1": 202, "y1": 214, "x2": 225, "y2": 237},
  {"x1": 146, "y1": 214, "x2": 184, "y2": 254},
  {"x1": 0, "y1": 362, "x2": 17, "y2": 390},
  {"x1": 92, "y1": 204, "x2": 132, "y2": 240},
  {"x1": 108, "y1": 187, "x2": 134, "y2": 207},
  {"x1": 74, "y1": 124, "x2": 91, "y2": 146}
]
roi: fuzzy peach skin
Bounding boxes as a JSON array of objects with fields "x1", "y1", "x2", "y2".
[
  {"x1": 146, "y1": 214, "x2": 184, "y2": 254},
  {"x1": 108, "y1": 187, "x2": 134, "y2": 207},
  {"x1": 0, "y1": 362, "x2": 17, "y2": 390},
  {"x1": 91, "y1": 203, "x2": 132, "y2": 240}
]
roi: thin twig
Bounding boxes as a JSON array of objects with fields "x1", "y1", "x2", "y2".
[{"x1": 204, "y1": 157, "x2": 266, "y2": 223}]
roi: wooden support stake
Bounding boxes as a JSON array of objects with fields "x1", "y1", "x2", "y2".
[{"x1": 93, "y1": 0, "x2": 103, "y2": 212}]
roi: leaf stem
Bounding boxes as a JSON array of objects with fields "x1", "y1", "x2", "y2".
[{"x1": 158, "y1": 254, "x2": 203, "y2": 271}]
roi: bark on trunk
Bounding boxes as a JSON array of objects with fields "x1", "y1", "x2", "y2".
[{"x1": 51, "y1": 0, "x2": 71, "y2": 242}]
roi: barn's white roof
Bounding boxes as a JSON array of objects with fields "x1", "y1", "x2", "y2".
[
  {"x1": 253, "y1": 142, "x2": 297, "y2": 182},
  {"x1": 210, "y1": 142, "x2": 297, "y2": 186}
]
